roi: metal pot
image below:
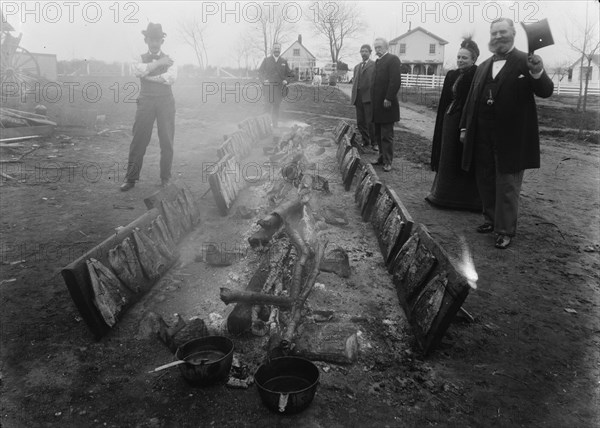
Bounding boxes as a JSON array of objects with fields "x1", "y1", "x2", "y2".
[
  {"x1": 174, "y1": 336, "x2": 234, "y2": 386},
  {"x1": 254, "y1": 356, "x2": 320, "y2": 414}
]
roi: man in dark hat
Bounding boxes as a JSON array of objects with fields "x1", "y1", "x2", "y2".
[
  {"x1": 258, "y1": 43, "x2": 293, "y2": 128},
  {"x1": 120, "y1": 23, "x2": 177, "y2": 191},
  {"x1": 459, "y1": 17, "x2": 553, "y2": 249}
]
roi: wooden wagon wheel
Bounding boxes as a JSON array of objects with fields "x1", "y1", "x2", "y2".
[{"x1": 1, "y1": 32, "x2": 42, "y2": 99}]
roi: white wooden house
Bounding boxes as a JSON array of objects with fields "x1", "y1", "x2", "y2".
[
  {"x1": 568, "y1": 54, "x2": 600, "y2": 83},
  {"x1": 281, "y1": 35, "x2": 316, "y2": 81},
  {"x1": 389, "y1": 26, "x2": 448, "y2": 75}
]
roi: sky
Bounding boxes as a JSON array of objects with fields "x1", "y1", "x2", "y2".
[{"x1": 2, "y1": 1, "x2": 598, "y2": 70}]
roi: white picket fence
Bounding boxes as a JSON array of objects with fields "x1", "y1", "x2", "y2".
[
  {"x1": 554, "y1": 80, "x2": 600, "y2": 96},
  {"x1": 401, "y1": 74, "x2": 445, "y2": 88},
  {"x1": 400, "y1": 73, "x2": 600, "y2": 97}
]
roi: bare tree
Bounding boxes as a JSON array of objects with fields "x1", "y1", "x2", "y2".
[
  {"x1": 549, "y1": 60, "x2": 573, "y2": 83},
  {"x1": 565, "y1": 2, "x2": 600, "y2": 113},
  {"x1": 307, "y1": 1, "x2": 362, "y2": 64},
  {"x1": 233, "y1": 28, "x2": 262, "y2": 73},
  {"x1": 254, "y1": 2, "x2": 295, "y2": 57},
  {"x1": 179, "y1": 16, "x2": 209, "y2": 70}
]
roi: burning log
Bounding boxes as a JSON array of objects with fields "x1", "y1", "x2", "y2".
[
  {"x1": 281, "y1": 239, "x2": 326, "y2": 345},
  {"x1": 257, "y1": 199, "x2": 303, "y2": 230},
  {"x1": 225, "y1": 236, "x2": 293, "y2": 334}
]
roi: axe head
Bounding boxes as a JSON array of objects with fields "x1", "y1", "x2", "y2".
[{"x1": 521, "y1": 18, "x2": 554, "y2": 54}]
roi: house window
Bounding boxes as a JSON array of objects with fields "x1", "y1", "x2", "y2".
[
  {"x1": 399, "y1": 43, "x2": 406, "y2": 54},
  {"x1": 293, "y1": 49, "x2": 300, "y2": 56},
  {"x1": 429, "y1": 44, "x2": 436, "y2": 54}
]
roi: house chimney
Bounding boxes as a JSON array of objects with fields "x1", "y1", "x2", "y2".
[
  {"x1": 408, "y1": 21, "x2": 412, "y2": 31},
  {"x1": 298, "y1": 34, "x2": 302, "y2": 44}
]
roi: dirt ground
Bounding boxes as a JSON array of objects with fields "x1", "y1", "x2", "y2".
[{"x1": 1, "y1": 81, "x2": 599, "y2": 428}]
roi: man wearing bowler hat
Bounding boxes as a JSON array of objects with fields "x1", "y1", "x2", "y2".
[
  {"x1": 459, "y1": 18, "x2": 553, "y2": 249},
  {"x1": 120, "y1": 23, "x2": 177, "y2": 191}
]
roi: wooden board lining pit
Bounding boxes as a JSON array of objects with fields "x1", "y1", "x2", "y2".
[
  {"x1": 389, "y1": 224, "x2": 471, "y2": 355},
  {"x1": 341, "y1": 148, "x2": 360, "y2": 191},
  {"x1": 384, "y1": 187, "x2": 414, "y2": 270},
  {"x1": 353, "y1": 164, "x2": 381, "y2": 222},
  {"x1": 370, "y1": 186, "x2": 394, "y2": 234},
  {"x1": 336, "y1": 133, "x2": 353, "y2": 169},
  {"x1": 208, "y1": 153, "x2": 243, "y2": 216},
  {"x1": 61, "y1": 208, "x2": 173, "y2": 339},
  {"x1": 238, "y1": 114, "x2": 272, "y2": 143},
  {"x1": 332, "y1": 120, "x2": 350, "y2": 145},
  {"x1": 62, "y1": 183, "x2": 201, "y2": 339}
]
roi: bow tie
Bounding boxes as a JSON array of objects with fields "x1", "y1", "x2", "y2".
[{"x1": 493, "y1": 52, "x2": 510, "y2": 62}]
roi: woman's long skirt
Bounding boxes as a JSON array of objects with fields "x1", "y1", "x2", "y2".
[{"x1": 426, "y1": 109, "x2": 481, "y2": 211}]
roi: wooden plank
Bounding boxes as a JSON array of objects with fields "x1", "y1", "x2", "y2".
[
  {"x1": 333, "y1": 120, "x2": 350, "y2": 145},
  {"x1": 390, "y1": 233, "x2": 420, "y2": 294},
  {"x1": 61, "y1": 209, "x2": 165, "y2": 339},
  {"x1": 353, "y1": 162, "x2": 369, "y2": 204},
  {"x1": 385, "y1": 188, "x2": 414, "y2": 271},
  {"x1": 401, "y1": 241, "x2": 438, "y2": 307},
  {"x1": 370, "y1": 186, "x2": 394, "y2": 234},
  {"x1": 0, "y1": 125, "x2": 54, "y2": 141},
  {"x1": 362, "y1": 180, "x2": 381, "y2": 222},
  {"x1": 341, "y1": 150, "x2": 360, "y2": 191},
  {"x1": 336, "y1": 133, "x2": 352, "y2": 166},
  {"x1": 378, "y1": 206, "x2": 405, "y2": 265},
  {"x1": 391, "y1": 224, "x2": 471, "y2": 355},
  {"x1": 209, "y1": 173, "x2": 229, "y2": 216},
  {"x1": 143, "y1": 181, "x2": 184, "y2": 210}
]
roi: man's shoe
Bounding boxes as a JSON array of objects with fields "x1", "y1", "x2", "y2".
[
  {"x1": 383, "y1": 164, "x2": 392, "y2": 172},
  {"x1": 120, "y1": 181, "x2": 135, "y2": 192},
  {"x1": 372, "y1": 146, "x2": 379, "y2": 152},
  {"x1": 476, "y1": 223, "x2": 494, "y2": 233},
  {"x1": 495, "y1": 234, "x2": 512, "y2": 249}
]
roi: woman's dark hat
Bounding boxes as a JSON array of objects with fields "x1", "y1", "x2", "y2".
[{"x1": 142, "y1": 23, "x2": 166, "y2": 39}]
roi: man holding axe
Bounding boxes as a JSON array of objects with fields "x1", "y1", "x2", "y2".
[{"x1": 459, "y1": 17, "x2": 554, "y2": 249}]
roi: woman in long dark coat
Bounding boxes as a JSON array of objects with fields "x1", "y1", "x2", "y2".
[{"x1": 426, "y1": 38, "x2": 481, "y2": 211}]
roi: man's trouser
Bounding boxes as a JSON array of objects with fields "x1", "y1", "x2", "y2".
[
  {"x1": 125, "y1": 95, "x2": 175, "y2": 182},
  {"x1": 475, "y1": 118, "x2": 524, "y2": 236}
]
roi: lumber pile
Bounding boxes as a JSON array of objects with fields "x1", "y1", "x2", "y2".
[{"x1": 0, "y1": 107, "x2": 56, "y2": 142}]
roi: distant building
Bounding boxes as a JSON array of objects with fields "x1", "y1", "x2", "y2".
[
  {"x1": 389, "y1": 26, "x2": 448, "y2": 75},
  {"x1": 281, "y1": 34, "x2": 316, "y2": 81},
  {"x1": 568, "y1": 54, "x2": 600, "y2": 83}
]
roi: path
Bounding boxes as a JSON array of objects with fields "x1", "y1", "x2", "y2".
[{"x1": 334, "y1": 84, "x2": 436, "y2": 140}]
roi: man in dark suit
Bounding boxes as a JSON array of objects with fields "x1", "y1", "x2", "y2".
[
  {"x1": 460, "y1": 17, "x2": 553, "y2": 249},
  {"x1": 351, "y1": 44, "x2": 376, "y2": 151},
  {"x1": 120, "y1": 23, "x2": 177, "y2": 192},
  {"x1": 258, "y1": 43, "x2": 294, "y2": 128},
  {"x1": 370, "y1": 38, "x2": 401, "y2": 172}
]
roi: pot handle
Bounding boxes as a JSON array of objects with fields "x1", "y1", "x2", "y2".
[{"x1": 278, "y1": 393, "x2": 289, "y2": 412}]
